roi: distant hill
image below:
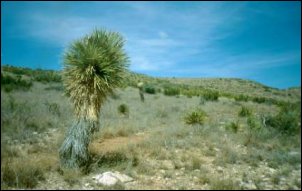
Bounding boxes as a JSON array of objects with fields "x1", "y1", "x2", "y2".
[{"x1": 1, "y1": 64, "x2": 300, "y2": 103}]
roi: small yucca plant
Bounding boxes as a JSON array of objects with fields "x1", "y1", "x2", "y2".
[
  {"x1": 59, "y1": 29, "x2": 129, "y2": 168},
  {"x1": 184, "y1": 109, "x2": 207, "y2": 125}
]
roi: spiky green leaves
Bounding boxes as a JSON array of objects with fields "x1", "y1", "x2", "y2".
[{"x1": 63, "y1": 29, "x2": 129, "y2": 119}]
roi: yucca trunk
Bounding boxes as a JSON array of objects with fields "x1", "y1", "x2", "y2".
[{"x1": 59, "y1": 106, "x2": 99, "y2": 168}]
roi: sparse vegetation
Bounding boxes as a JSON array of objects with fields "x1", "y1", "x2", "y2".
[{"x1": 1, "y1": 65, "x2": 300, "y2": 190}]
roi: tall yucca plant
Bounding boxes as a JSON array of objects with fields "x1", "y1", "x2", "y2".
[{"x1": 59, "y1": 29, "x2": 129, "y2": 168}]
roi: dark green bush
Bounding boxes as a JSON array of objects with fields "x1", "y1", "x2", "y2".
[
  {"x1": 34, "y1": 72, "x2": 61, "y2": 83},
  {"x1": 144, "y1": 84, "x2": 156, "y2": 94},
  {"x1": 118, "y1": 104, "x2": 129, "y2": 116},
  {"x1": 2, "y1": 65, "x2": 34, "y2": 76},
  {"x1": 225, "y1": 121, "x2": 240, "y2": 133},
  {"x1": 2, "y1": 65, "x2": 62, "y2": 83},
  {"x1": 252, "y1": 97, "x2": 266, "y2": 103},
  {"x1": 201, "y1": 90, "x2": 219, "y2": 101},
  {"x1": 238, "y1": 106, "x2": 252, "y2": 117},
  {"x1": 266, "y1": 102, "x2": 301, "y2": 135},
  {"x1": 1, "y1": 73, "x2": 32, "y2": 92}
]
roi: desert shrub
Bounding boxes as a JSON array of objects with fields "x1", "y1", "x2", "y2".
[
  {"x1": 2, "y1": 65, "x2": 62, "y2": 83},
  {"x1": 247, "y1": 116, "x2": 262, "y2": 130},
  {"x1": 199, "y1": 96, "x2": 206, "y2": 105},
  {"x1": 1, "y1": 73, "x2": 32, "y2": 92},
  {"x1": 144, "y1": 84, "x2": 156, "y2": 94},
  {"x1": 2, "y1": 65, "x2": 33, "y2": 76},
  {"x1": 252, "y1": 96, "x2": 266, "y2": 103},
  {"x1": 238, "y1": 106, "x2": 252, "y2": 117},
  {"x1": 191, "y1": 156, "x2": 203, "y2": 170},
  {"x1": 234, "y1": 94, "x2": 249, "y2": 102},
  {"x1": 225, "y1": 121, "x2": 240, "y2": 133},
  {"x1": 164, "y1": 86, "x2": 180, "y2": 96},
  {"x1": 266, "y1": 102, "x2": 301, "y2": 135},
  {"x1": 34, "y1": 72, "x2": 61, "y2": 83},
  {"x1": 184, "y1": 109, "x2": 207, "y2": 125},
  {"x1": 45, "y1": 102, "x2": 61, "y2": 116},
  {"x1": 201, "y1": 90, "x2": 219, "y2": 101},
  {"x1": 267, "y1": 150, "x2": 301, "y2": 168},
  {"x1": 118, "y1": 104, "x2": 129, "y2": 116}
]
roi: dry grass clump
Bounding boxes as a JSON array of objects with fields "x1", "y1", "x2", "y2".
[{"x1": 1, "y1": 154, "x2": 57, "y2": 189}]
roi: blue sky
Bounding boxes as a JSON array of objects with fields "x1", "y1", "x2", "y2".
[{"x1": 1, "y1": 1, "x2": 301, "y2": 89}]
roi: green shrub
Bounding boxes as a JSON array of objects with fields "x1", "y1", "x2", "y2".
[
  {"x1": 34, "y1": 72, "x2": 61, "y2": 83},
  {"x1": 201, "y1": 90, "x2": 219, "y2": 101},
  {"x1": 144, "y1": 84, "x2": 156, "y2": 94},
  {"x1": 2, "y1": 65, "x2": 34, "y2": 76},
  {"x1": 44, "y1": 102, "x2": 61, "y2": 116},
  {"x1": 2, "y1": 65, "x2": 62, "y2": 83},
  {"x1": 247, "y1": 116, "x2": 261, "y2": 130},
  {"x1": 235, "y1": 94, "x2": 249, "y2": 102},
  {"x1": 118, "y1": 104, "x2": 129, "y2": 116},
  {"x1": 1, "y1": 73, "x2": 32, "y2": 92},
  {"x1": 252, "y1": 96, "x2": 266, "y2": 103},
  {"x1": 184, "y1": 109, "x2": 207, "y2": 125},
  {"x1": 225, "y1": 121, "x2": 240, "y2": 133},
  {"x1": 164, "y1": 87, "x2": 180, "y2": 96},
  {"x1": 191, "y1": 156, "x2": 203, "y2": 170},
  {"x1": 266, "y1": 102, "x2": 301, "y2": 135},
  {"x1": 238, "y1": 106, "x2": 252, "y2": 117}
]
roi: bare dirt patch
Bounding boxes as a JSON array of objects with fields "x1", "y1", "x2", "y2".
[{"x1": 89, "y1": 133, "x2": 147, "y2": 154}]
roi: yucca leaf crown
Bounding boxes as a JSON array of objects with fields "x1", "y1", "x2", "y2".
[{"x1": 63, "y1": 29, "x2": 129, "y2": 119}]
